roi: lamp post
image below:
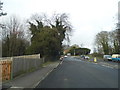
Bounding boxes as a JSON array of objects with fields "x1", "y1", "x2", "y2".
[
  {"x1": 74, "y1": 49, "x2": 75, "y2": 56},
  {"x1": 0, "y1": 1, "x2": 7, "y2": 17},
  {"x1": 0, "y1": 24, "x2": 6, "y2": 58}
]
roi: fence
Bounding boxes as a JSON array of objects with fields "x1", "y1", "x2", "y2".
[
  {"x1": 12, "y1": 54, "x2": 42, "y2": 78},
  {"x1": 0, "y1": 54, "x2": 43, "y2": 81}
]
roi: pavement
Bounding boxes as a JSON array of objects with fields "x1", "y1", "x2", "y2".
[{"x1": 2, "y1": 61, "x2": 61, "y2": 90}]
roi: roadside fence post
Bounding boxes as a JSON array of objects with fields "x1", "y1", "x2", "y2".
[{"x1": 10, "y1": 57, "x2": 13, "y2": 80}]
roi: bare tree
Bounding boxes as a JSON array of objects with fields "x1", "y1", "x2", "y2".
[
  {"x1": 95, "y1": 29, "x2": 120, "y2": 55},
  {"x1": 95, "y1": 31, "x2": 110, "y2": 54},
  {"x1": 50, "y1": 13, "x2": 72, "y2": 43},
  {"x1": 109, "y1": 30, "x2": 119, "y2": 54},
  {"x1": 2, "y1": 15, "x2": 29, "y2": 57}
]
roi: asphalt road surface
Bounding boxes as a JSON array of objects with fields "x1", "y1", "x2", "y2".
[{"x1": 36, "y1": 56, "x2": 118, "y2": 88}]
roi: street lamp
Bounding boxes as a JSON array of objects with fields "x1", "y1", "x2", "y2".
[
  {"x1": 0, "y1": 12, "x2": 7, "y2": 16},
  {"x1": 0, "y1": 1, "x2": 7, "y2": 17},
  {"x1": 74, "y1": 49, "x2": 75, "y2": 56}
]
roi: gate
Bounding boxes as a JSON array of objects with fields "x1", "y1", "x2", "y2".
[{"x1": 0, "y1": 60, "x2": 12, "y2": 81}]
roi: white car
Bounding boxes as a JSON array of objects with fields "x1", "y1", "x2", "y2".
[
  {"x1": 64, "y1": 55, "x2": 68, "y2": 58},
  {"x1": 84, "y1": 56, "x2": 89, "y2": 59},
  {"x1": 103, "y1": 55, "x2": 112, "y2": 61}
]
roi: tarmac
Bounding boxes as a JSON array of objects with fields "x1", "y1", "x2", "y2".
[{"x1": 2, "y1": 61, "x2": 61, "y2": 90}]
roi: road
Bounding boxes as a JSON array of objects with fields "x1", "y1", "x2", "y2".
[
  {"x1": 36, "y1": 56, "x2": 118, "y2": 88},
  {"x1": 75, "y1": 56, "x2": 119, "y2": 69}
]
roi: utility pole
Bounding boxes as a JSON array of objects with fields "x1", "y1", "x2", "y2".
[
  {"x1": 118, "y1": 1, "x2": 120, "y2": 54},
  {"x1": 0, "y1": 1, "x2": 7, "y2": 16},
  {"x1": 0, "y1": 0, "x2": 7, "y2": 58}
]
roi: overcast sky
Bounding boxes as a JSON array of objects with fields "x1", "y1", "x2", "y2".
[{"x1": 1, "y1": 0, "x2": 119, "y2": 52}]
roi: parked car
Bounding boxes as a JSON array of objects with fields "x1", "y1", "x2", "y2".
[
  {"x1": 80, "y1": 55, "x2": 85, "y2": 59},
  {"x1": 84, "y1": 56, "x2": 89, "y2": 59},
  {"x1": 67, "y1": 53, "x2": 71, "y2": 56},
  {"x1": 60, "y1": 56, "x2": 64, "y2": 61},
  {"x1": 112, "y1": 54, "x2": 120, "y2": 62},
  {"x1": 80, "y1": 55, "x2": 89, "y2": 59},
  {"x1": 103, "y1": 55, "x2": 112, "y2": 61}
]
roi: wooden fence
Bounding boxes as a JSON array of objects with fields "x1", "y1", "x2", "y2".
[
  {"x1": 0, "y1": 60, "x2": 12, "y2": 81},
  {"x1": 0, "y1": 54, "x2": 42, "y2": 81}
]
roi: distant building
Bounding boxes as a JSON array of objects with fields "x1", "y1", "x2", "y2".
[{"x1": 63, "y1": 49, "x2": 70, "y2": 55}]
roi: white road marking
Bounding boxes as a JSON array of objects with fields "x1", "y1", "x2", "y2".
[
  {"x1": 101, "y1": 65, "x2": 114, "y2": 69},
  {"x1": 10, "y1": 86, "x2": 24, "y2": 88}
]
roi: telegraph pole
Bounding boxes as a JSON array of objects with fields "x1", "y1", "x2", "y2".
[{"x1": 0, "y1": 0, "x2": 7, "y2": 58}]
